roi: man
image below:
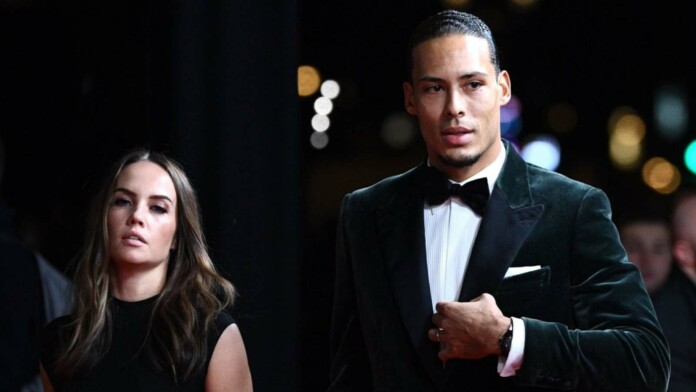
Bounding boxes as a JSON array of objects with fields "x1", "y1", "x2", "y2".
[
  {"x1": 663, "y1": 191, "x2": 696, "y2": 392},
  {"x1": 672, "y1": 190, "x2": 696, "y2": 286},
  {"x1": 329, "y1": 10, "x2": 669, "y2": 391},
  {"x1": 0, "y1": 136, "x2": 73, "y2": 392},
  {"x1": 0, "y1": 137, "x2": 44, "y2": 392},
  {"x1": 618, "y1": 211, "x2": 673, "y2": 295},
  {"x1": 618, "y1": 207, "x2": 695, "y2": 392}
]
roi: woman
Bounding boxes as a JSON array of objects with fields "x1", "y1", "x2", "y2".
[{"x1": 40, "y1": 150, "x2": 252, "y2": 392}]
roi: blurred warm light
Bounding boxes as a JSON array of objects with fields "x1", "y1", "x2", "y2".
[
  {"x1": 520, "y1": 134, "x2": 561, "y2": 171},
  {"x1": 608, "y1": 107, "x2": 645, "y2": 171},
  {"x1": 439, "y1": 0, "x2": 472, "y2": 8},
  {"x1": 320, "y1": 80, "x2": 341, "y2": 99},
  {"x1": 654, "y1": 84, "x2": 688, "y2": 141},
  {"x1": 608, "y1": 107, "x2": 641, "y2": 134},
  {"x1": 311, "y1": 114, "x2": 330, "y2": 133},
  {"x1": 381, "y1": 112, "x2": 418, "y2": 150},
  {"x1": 547, "y1": 103, "x2": 577, "y2": 133},
  {"x1": 298, "y1": 65, "x2": 321, "y2": 97},
  {"x1": 685, "y1": 140, "x2": 696, "y2": 175},
  {"x1": 510, "y1": 0, "x2": 538, "y2": 9},
  {"x1": 613, "y1": 114, "x2": 645, "y2": 144},
  {"x1": 310, "y1": 131, "x2": 329, "y2": 150},
  {"x1": 609, "y1": 140, "x2": 642, "y2": 170},
  {"x1": 501, "y1": 95, "x2": 522, "y2": 138},
  {"x1": 314, "y1": 96, "x2": 333, "y2": 115},
  {"x1": 642, "y1": 157, "x2": 681, "y2": 195}
]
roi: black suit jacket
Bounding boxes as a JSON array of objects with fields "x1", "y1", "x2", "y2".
[{"x1": 329, "y1": 139, "x2": 669, "y2": 391}]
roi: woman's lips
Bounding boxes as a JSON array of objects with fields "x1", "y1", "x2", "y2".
[{"x1": 122, "y1": 232, "x2": 146, "y2": 245}]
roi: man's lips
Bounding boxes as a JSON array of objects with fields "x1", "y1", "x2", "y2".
[{"x1": 441, "y1": 127, "x2": 474, "y2": 145}]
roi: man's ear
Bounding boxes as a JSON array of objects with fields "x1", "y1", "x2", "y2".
[
  {"x1": 498, "y1": 70, "x2": 511, "y2": 105},
  {"x1": 403, "y1": 81, "x2": 417, "y2": 116},
  {"x1": 673, "y1": 239, "x2": 694, "y2": 269}
]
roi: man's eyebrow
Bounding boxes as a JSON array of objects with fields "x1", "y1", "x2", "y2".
[
  {"x1": 416, "y1": 72, "x2": 488, "y2": 83},
  {"x1": 114, "y1": 188, "x2": 174, "y2": 203},
  {"x1": 417, "y1": 76, "x2": 445, "y2": 83}
]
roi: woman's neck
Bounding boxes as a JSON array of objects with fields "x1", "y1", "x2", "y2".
[{"x1": 110, "y1": 262, "x2": 168, "y2": 302}]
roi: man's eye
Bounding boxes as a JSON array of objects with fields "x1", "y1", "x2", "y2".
[
  {"x1": 469, "y1": 81, "x2": 483, "y2": 89},
  {"x1": 425, "y1": 85, "x2": 443, "y2": 93}
]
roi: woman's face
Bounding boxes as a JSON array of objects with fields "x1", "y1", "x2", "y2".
[{"x1": 107, "y1": 161, "x2": 178, "y2": 269}]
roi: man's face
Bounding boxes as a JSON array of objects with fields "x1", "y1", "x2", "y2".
[
  {"x1": 404, "y1": 34, "x2": 510, "y2": 181},
  {"x1": 620, "y1": 222, "x2": 672, "y2": 294}
]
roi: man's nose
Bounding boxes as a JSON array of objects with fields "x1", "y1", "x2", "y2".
[{"x1": 446, "y1": 90, "x2": 465, "y2": 118}]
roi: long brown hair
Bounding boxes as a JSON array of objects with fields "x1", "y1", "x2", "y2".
[{"x1": 53, "y1": 149, "x2": 235, "y2": 384}]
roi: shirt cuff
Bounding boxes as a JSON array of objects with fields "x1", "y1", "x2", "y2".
[{"x1": 497, "y1": 317, "x2": 525, "y2": 377}]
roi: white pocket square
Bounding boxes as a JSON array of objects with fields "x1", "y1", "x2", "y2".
[{"x1": 504, "y1": 265, "x2": 541, "y2": 278}]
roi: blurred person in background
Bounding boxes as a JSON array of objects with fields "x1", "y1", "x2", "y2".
[
  {"x1": 666, "y1": 190, "x2": 696, "y2": 392},
  {"x1": 618, "y1": 210, "x2": 673, "y2": 295},
  {"x1": 0, "y1": 136, "x2": 73, "y2": 392},
  {"x1": 617, "y1": 199, "x2": 696, "y2": 392}
]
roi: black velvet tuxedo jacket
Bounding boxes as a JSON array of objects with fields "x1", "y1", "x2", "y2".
[{"x1": 329, "y1": 140, "x2": 669, "y2": 392}]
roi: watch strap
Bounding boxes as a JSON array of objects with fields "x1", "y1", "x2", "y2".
[{"x1": 498, "y1": 318, "x2": 514, "y2": 357}]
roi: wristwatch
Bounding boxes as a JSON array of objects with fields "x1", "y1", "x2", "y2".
[{"x1": 498, "y1": 318, "x2": 513, "y2": 357}]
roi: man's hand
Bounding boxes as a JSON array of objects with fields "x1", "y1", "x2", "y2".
[{"x1": 428, "y1": 293, "x2": 510, "y2": 361}]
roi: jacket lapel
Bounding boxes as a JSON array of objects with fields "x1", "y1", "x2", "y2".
[
  {"x1": 376, "y1": 164, "x2": 446, "y2": 389},
  {"x1": 458, "y1": 140, "x2": 544, "y2": 302}
]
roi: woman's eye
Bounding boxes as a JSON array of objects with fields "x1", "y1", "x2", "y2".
[
  {"x1": 113, "y1": 197, "x2": 130, "y2": 206},
  {"x1": 151, "y1": 205, "x2": 168, "y2": 214}
]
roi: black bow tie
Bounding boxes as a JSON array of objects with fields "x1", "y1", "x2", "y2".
[{"x1": 421, "y1": 166, "x2": 490, "y2": 216}]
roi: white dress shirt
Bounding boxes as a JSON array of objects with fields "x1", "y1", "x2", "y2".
[{"x1": 423, "y1": 140, "x2": 524, "y2": 377}]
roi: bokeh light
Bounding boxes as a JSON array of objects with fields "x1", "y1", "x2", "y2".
[
  {"x1": 654, "y1": 84, "x2": 688, "y2": 141},
  {"x1": 311, "y1": 114, "x2": 330, "y2": 133},
  {"x1": 439, "y1": 0, "x2": 472, "y2": 8},
  {"x1": 510, "y1": 0, "x2": 539, "y2": 9},
  {"x1": 320, "y1": 80, "x2": 341, "y2": 99},
  {"x1": 310, "y1": 131, "x2": 329, "y2": 150},
  {"x1": 520, "y1": 134, "x2": 561, "y2": 171},
  {"x1": 314, "y1": 96, "x2": 333, "y2": 115},
  {"x1": 298, "y1": 65, "x2": 321, "y2": 97},
  {"x1": 500, "y1": 95, "x2": 522, "y2": 138},
  {"x1": 608, "y1": 107, "x2": 645, "y2": 170},
  {"x1": 381, "y1": 112, "x2": 418, "y2": 150},
  {"x1": 642, "y1": 157, "x2": 681, "y2": 195},
  {"x1": 547, "y1": 103, "x2": 577, "y2": 133},
  {"x1": 684, "y1": 140, "x2": 696, "y2": 175}
]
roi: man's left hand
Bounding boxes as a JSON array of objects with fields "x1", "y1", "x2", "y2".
[{"x1": 428, "y1": 293, "x2": 510, "y2": 360}]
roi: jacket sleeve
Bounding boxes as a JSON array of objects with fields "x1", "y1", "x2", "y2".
[
  {"x1": 514, "y1": 188, "x2": 670, "y2": 391},
  {"x1": 327, "y1": 194, "x2": 374, "y2": 391}
]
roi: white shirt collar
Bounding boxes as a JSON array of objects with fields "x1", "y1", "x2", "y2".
[{"x1": 427, "y1": 140, "x2": 507, "y2": 195}]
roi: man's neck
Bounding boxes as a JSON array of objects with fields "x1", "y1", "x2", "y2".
[{"x1": 429, "y1": 140, "x2": 506, "y2": 183}]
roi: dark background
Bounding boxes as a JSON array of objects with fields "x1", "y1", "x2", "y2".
[{"x1": 1, "y1": 0, "x2": 695, "y2": 391}]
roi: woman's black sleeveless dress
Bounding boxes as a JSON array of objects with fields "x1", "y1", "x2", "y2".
[{"x1": 41, "y1": 295, "x2": 235, "y2": 392}]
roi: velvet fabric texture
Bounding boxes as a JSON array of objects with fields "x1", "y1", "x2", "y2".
[{"x1": 329, "y1": 139, "x2": 669, "y2": 391}]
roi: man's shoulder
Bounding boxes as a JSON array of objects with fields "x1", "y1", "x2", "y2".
[
  {"x1": 522, "y1": 161, "x2": 598, "y2": 199},
  {"x1": 501, "y1": 141, "x2": 599, "y2": 201},
  {"x1": 343, "y1": 165, "x2": 421, "y2": 209}
]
